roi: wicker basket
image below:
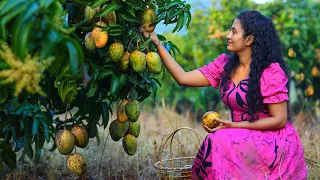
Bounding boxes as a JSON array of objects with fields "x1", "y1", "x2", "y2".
[{"x1": 154, "y1": 127, "x2": 203, "y2": 180}]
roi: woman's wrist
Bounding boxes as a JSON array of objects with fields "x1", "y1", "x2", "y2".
[
  {"x1": 153, "y1": 39, "x2": 161, "y2": 46},
  {"x1": 232, "y1": 121, "x2": 248, "y2": 129}
]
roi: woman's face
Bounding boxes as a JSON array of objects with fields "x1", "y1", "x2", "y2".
[{"x1": 226, "y1": 19, "x2": 248, "y2": 53}]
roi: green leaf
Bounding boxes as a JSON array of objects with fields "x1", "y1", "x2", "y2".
[
  {"x1": 65, "y1": 38, "x2": 84, "y2": 73},
  {"x1": 170, "y1": 46, "x2": 177, "y2": 58},
  {"x1": 39, "y1": 117, "x2": 51, "y2": 142},
  {"x1": 39, "y1": 0, "x2": 54, "y2": 9},
  {"x1": 151, "y1": 81, "x2": 158, "y2": 100},
  {"x1": 22, "y1": 2, "x2": 39, "y2": 23},
  {"x1": 154, "y1": 12, "x2": 166, "y2": 24},
  {"x1": 185, "y1": 11, "x2": 192, "y2": 28},
  {"x1": 1, "y1": 142, "x2": 16, "y2": 170},
  {"x1": 167, "y1": 0, "x2": 184, "y2": 8},
  {"x1": 55, "y1": 80, "x2": 65, "y2": 99},
  {"x1": 86, "y1": 82, "x2": 98, "y2": 97},
  {"x1": 158, "y1": 0, "x2": 182, "y2": 10},
  {"x1": 32, "y1": 117, "x2": 40, "y2": 135},
  {"x1": 182, "y1": 11, "x2": 188, "y2": 28},
  {"x1": 186, "y1": 4, "x2": 191, "y2": 11},
  {"x1": 33, "y1": 105, "x2": 41, "y2": 113},
  {"x1": 11, "y1": 2, "x2": 39, "y2": 60},
  {"x1": 41, "y1": 31, "x2": 62, "y2": 60},
  {"x1": 169, "y1": 42, "x2": 181, "y2": 54},
  {"x1": 0, "y1": 86, "x2": 8, "y2": 104},
  {"x1": 0, "y1": 1, "x2": 5, "y2": 9},
  {"x1": 170, "y1": 9, "x2": 183, "y2": 19},
  {"x1": 34, "y1": 134, "x2": 45, "y2": 164},
  {"x1": 23, "y1": 121, "x2": 33, "y2": 159},
  {"x1": 108, "y1": 31, "x2": 123, "y2": 37},
  {"x1": 107, "y1": 23, "x2": 124, "y2": 29},
  {"x1": 95, "y1": 134, "x2": 100, "y2": 146},
  {"x1": 87, "y1": 102, "x2": 101, "y2": 138},
  {"x1": 49, "y1": 133, "x2": 57, "y2": 152},
  {"x1": 164, "y1": 8, "x2": 174, "y2": 25},
  {"x1": 157, "y1": 34, "x2": 167, "y2": 41},
  {"x1": 18, "y1": 21, "x2": 34, "y2": 59},
  {"x1": 61, "y1": 84, "x2": 77, "y2": 103},
  {"x1": 96, "y1": 2, "x2": 121, "y2": 17},
  {"x1": 101, "y1": 102, "x2": 109, "y2": 129},
  {"x1": 127, "y1": 75, "x2": 139, "y2": 85},
  {"x1": 110, "y1": 74, "x2": 120, "y2": 96},
  {"x1": 120, "y1": 14, "x2": 140, "y2": 23},
  {"x1": 128, "y1": 8, "x2": 135, "y2": 17},
  {"x1": 108, "y1": 25, "x2": 124, "y2": 36},
  {"x1": 151, "y1": 77, "x2": 162, "y2": 87},
  {"x1": 0, "y1": 61, "x2": 10, "y2": 69},
  {"x1": 0, "y1": 0, "x2": 25, "y2": 17},
  {"x1": 81, "y1": 26, "x2": 94, "y2": 31},
  {"x1": 97, "y1": 69, "x2": 114, "y2": 80},
  {"x1": 89, "y1": 0, "x2": 107, "y2": 8},
  {"x1": 0, "y1": 3, "x2": 28, "y2": 41},
  {"x1": 69, "y1": 0, "x2": 90, "y2": 6},
  {"x1": 13, "y1": 136, "x2": 24, "y2": 152},
  {"x1": 172, "y1": 14, "x2": 183, "y2": 33}
]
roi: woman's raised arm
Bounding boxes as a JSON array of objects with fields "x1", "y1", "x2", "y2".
[{"x1": 142, "y1": 30, "x2": 210, "y2": 87}]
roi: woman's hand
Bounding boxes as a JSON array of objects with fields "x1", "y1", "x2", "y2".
[
  {"x1": 202, "y1": 119, "x2": 235, "y2": 133},
  {"x1": 139, "y1": 25, "x2": 160, "y2": 45}
]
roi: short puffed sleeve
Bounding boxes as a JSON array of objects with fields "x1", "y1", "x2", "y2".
[
  {"x1": 197, "y1": 53, "x2": 229, "y2": 88},
  {"x1": 260, "y1": 63, "x2": 289, "y2": 103}
]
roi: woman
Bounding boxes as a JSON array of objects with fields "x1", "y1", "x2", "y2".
[{"x1": 142, "y1": 10, "x2": 307, "y2": 179}]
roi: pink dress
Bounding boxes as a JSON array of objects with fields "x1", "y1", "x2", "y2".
[{"x1": 191, "y1": 54, "x2": 307, "y2": 180}]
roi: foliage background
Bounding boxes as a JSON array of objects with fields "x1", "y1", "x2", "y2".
[{"x1": 147, "y1": 0, "x2": 320, "y2": 121}]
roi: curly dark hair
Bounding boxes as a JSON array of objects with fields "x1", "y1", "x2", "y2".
[{"x1": 221, "y1": 10, "x2": 292, "y2": 122}]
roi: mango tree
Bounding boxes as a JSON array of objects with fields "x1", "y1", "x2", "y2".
[{"x1": 259, "y1": 0, "x2": 320, "y2": 114}]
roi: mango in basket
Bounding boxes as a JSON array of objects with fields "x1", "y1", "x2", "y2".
[{"x1": 202, "y1": 111, "x2": 222, "y2": 129}]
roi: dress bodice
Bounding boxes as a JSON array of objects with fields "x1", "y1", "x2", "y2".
[{"x1": 198, "y1": 53, "x2": 289, "y2": 122}]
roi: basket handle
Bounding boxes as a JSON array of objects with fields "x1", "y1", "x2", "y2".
[{"x1": 159, "y1": 127, "x2": 203, "y2": 164}]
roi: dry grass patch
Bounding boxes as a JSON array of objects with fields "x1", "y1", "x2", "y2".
[{"x1": 1, "y1": 101, "x2": 319, "y2": 179}]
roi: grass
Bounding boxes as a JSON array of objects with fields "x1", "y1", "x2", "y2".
[{"x1": 1, "y1": 100, "x2": 319, "y2": 179}]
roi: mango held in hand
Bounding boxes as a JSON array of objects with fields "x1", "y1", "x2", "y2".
[
  {"x1": 202, "y1": 111, "x2": 222, "y2": 129},
  {"x1": 55, "y1": 129, "x2": 75, "y2": 155},
  {"x1": 67, "y1": 153, "x2": 86, "y2": 176},
  {"x1": 141, "y1": 8, "x2": 156, "y2": 33}
]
